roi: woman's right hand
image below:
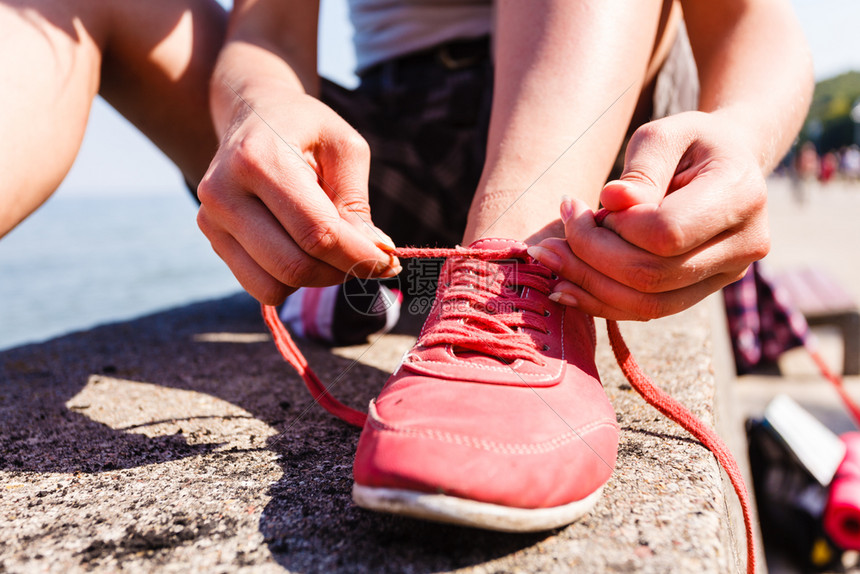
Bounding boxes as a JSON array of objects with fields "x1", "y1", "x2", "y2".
[{"x1": 197, "y1": 89, "x2": 399, "y2": 306}]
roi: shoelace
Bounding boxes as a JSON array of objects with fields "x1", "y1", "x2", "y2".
[
  {"x1": 417, "y1": 250, "x2": 554, "y2": 365},
  {"x1": 261, "y1": 245, "x2": 756, "y2": 574},
  {"x1": 807, "y1": 344, "x2": 860, "y2": 427}
]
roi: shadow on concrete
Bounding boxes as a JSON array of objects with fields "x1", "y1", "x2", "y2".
[
  {"x1": 261, "y1": 490, "x2": 550, "y2": 574},
  {"x1": 1, "y1": 292, "x2": 544, "y2": 571},
  {"x1": 0, "y1": 292, "x2": 387, "y2": 474},
  {"x1": 258, "y1": 410, "x2": 548, "y2": 574}
]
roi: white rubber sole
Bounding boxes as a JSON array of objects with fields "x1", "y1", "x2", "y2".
[{"x1": 352, "y1": 483, "x2": 604, "y2": 533}]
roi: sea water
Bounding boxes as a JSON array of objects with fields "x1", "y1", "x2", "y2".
[{"x1": 0, "y1": 191, "x2": 241, "y2": 350}]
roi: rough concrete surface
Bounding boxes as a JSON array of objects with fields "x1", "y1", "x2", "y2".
[{"x1": 1, "y1": 288, "x2": 740, "y2": 573}]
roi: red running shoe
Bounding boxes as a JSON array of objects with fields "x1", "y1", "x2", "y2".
[{"x1": 351, "y1": 238, "x2": 619, "y2": 532}]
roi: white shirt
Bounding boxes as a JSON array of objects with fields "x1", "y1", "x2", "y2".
[{"x1": 349, "y1": 0, "x2": 493, "y2": 73}]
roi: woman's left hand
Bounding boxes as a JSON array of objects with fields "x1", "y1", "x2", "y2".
[{"x1": 528, "y1": 111, "x2": 771, "y2": 321}]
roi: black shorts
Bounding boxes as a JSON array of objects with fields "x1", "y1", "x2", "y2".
[{"x1": 322, "y1": 36, "x2": 494, "y2": 248}]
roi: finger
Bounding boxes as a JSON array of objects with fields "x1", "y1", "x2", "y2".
[
  {"x1": 531, "y1": 202, "x2": 754, "y2": 319},
  {"x1": 198, "y1": 210, "x2": 295, "y2": 305},
  {"x1": 528, "y1": 237, "x2": 572, "y2": 269},
  {"x1": 233, "y1": 141, "x2": 399, "y2": 277},
  {"x1": 562, "y1": 197, "x2": 753, "y2": 294},
  {"x1": 316, "y1": 120, "x2": 371, "y2": 219},
  {"x1": 315, "y1": 119, "x2": 398, "y2": 253},
  {"x1": 600, "y1": 180, "x2": 661, "y2": 213},
  {"x1": 197, "y1": 190, "x2": 350, "y2": 291},
  {"x1": 549, "y1": 272, "x2": 738, "y2": 321},
  {"x1": 599, "y1": 120, "x2": 695, "y2": 211},
  {"x1": 601, "y1": 167, "x2": 767, "y2": 258}
]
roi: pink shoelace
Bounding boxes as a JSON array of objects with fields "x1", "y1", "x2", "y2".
[
  {"x1": 261, "y1": 245, "x2": 756, "y2": 574},
  {"x1": 417, "y1": 250, "x2": 555, "y2": 365},
  {"x1": 808, "y1": 347, "x2": 860, "y2": 427}
]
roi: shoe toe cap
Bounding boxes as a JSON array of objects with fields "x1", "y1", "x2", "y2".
[{"x1": 353, "y1": 383, "x2": 618, "y2": 509}]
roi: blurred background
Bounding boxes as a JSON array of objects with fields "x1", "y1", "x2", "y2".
[{"x1": 1, "y1": 0, "x2": 859, "y2": 351}]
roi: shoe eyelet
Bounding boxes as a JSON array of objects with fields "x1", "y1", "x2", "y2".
[
  {"x1": 550, "y1": 273, "x2": 558, "y2": 281},
  {"x1": 545, "y1": 329, "x2": 551, "y2": 335},
  {"x1": 543, "y1": 309, "x2": 551, "y2": 317},
  {"x1": 542, "y1": 344, "x2": 550, "y2": 351}
]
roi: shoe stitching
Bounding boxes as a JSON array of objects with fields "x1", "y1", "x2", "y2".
[
  {"x1": 404, "y1": 355, "x2": 561, "y2": 379},
  {"x1": 368, "y1": 401, "x2": 618, "y2": 456}
]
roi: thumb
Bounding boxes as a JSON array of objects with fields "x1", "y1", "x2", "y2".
[{"x1": 600, "y1": 120, "x2": 693, "y2": 211}]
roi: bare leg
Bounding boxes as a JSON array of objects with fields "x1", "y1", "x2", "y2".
[
  {"x1": 462, "y1": 0, "x2": 680, "y2": 244},
  {"x1": 0, "y1": 0, "x2": 225, "y2": 238},
  {"x1": 99, "y1": 0, "x2": 226, "y2": 186}
]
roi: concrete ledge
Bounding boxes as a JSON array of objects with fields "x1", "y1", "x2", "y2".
[{"x1": 0, "y1": 293, "x2": 744, "y2": 573}]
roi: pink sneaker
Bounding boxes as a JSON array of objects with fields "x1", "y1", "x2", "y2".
[
  {"x1": 351, "y1": 238, "x2": 618, "y2": 531},
  {"x1": 261, "y1": 238, "x2": 755, "y2": 570}
]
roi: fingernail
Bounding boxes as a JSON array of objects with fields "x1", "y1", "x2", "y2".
[
  {"x1": 373, "y1": 227, "x2": 397, "y2": 251},
  {"x1": 560, "y1": 195, "x2": 574, "y2": 223},
  {"x1": 376, "y1": 241, "x2": 396, "y2": 254},
  {"x1": 379, "y1": 263, "x2": 402, "y2": 279},
  {"x1": 549, "y1": 291, "x2": 577, "y2": 307},
  {"x1": 527, "y1": 245, "x2": 561, "y2": 269},
  {"x1": 374, "y1": 256, "x2": 393, "y2": 274}
]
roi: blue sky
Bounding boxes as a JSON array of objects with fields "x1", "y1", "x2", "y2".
[{"x1": 58, "y1": 0, "x2": 860, "y2": 198}]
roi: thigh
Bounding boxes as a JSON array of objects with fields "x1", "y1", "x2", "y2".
[
  {"x1": 0, "y1": 0, "x2": 226, "y2": 237},
  {"x1": 99, "y1": 0, "x2": 227, "y2": 189}
]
